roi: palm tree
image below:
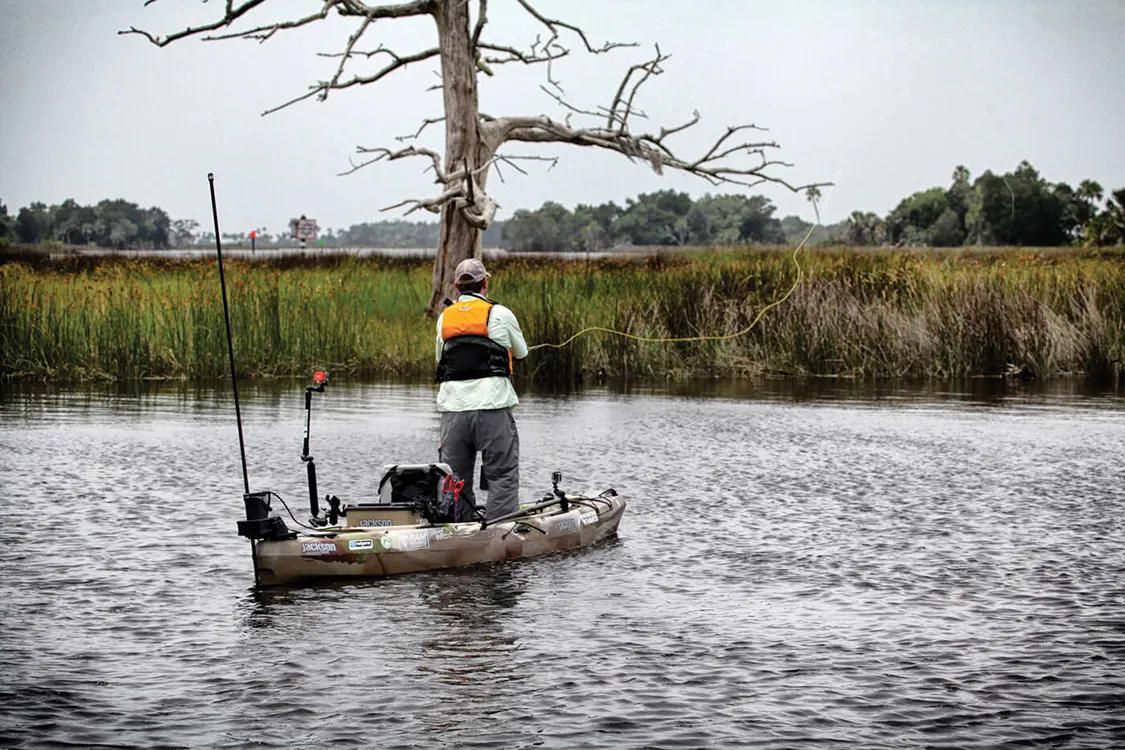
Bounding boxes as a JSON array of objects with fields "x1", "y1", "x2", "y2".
[
  {"x1": 806, "y1": 186, "x2": 823, "y2": 224},
  {"x1": 1075, "y1": 179, "x2": 1106, "y2": 233},
  {"x1": 1077, "y1": 179, "x2": 1104, "y2": 204}
]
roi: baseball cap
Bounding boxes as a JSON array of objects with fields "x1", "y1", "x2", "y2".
[{"x1": 454, "y1": 258, "x2": 491, "y2": 283}]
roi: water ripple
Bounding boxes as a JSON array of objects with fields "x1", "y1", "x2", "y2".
[{"x1": 1, "y1": 381, "x2": 1123, "y2": 748}]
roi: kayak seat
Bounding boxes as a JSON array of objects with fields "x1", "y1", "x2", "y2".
[{"x1": 376, "y1": 463, "x2": 464, "y2": 524}]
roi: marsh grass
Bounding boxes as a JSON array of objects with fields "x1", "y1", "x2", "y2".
[{"x1": 3, "y1": 247, "x2": 1123, "y2": 383}]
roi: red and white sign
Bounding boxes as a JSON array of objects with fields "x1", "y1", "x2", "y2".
[{"x1": 291, "y1": 217, "x2": 319, "y2": 242}]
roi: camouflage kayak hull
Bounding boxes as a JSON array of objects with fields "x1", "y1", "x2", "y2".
[{"x1": 252, "y1": 493, "x2": 626, "y2": 586}]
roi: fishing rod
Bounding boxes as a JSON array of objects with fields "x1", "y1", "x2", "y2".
[
  {"x1": 211, "y1": 174, "x2": 296, "y2": 585},
  {"x1": 210, "y1": 174, "x2": 334, "y2": 551},
  {"x1": 208, "y1": 173, "x2": 251, "y2": 495}
]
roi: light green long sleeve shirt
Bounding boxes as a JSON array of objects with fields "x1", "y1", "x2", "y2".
[{"x1": 435, "y1": 294, "x2": 529, "y2": 412}]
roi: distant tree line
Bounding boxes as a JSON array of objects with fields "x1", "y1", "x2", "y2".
[
  {"x1": 843, "y1": 162, "x2": 1124, "y2": 248},
  {"x1": 202, "y1": 219, "x2": 503, "y2": 249},
  {"x1": 500, "y1": 192, "x2": 814, "y2": 251},
  {"x1": 2, "y1": 160, "x2": 1120, "y2": 252},
  {"x1": 1, "y1": 198, "x2": 172, "y2": 249},
  {"x1": 499, "y1": 162, "x2": 1124, "y2": 251},
  {"x1": 0, "y1": 199, "x2": 503, "y2": 250}
]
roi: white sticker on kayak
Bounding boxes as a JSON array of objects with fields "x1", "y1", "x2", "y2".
[
  {"x1": 348, "y1": 539, "x2": 374, "y2": 551},
  {"x1": 380, "y1": 536, "x2": 392, "y2": 549},
  {"x1": 301, "y1": 541, "x2": 337, "y2": 555},
  {"x1": 401, "y1": 531, "x2": 430, "y2": 551},
  {"x1": 556, "y1": 518, "x2": 578, "y2": 533},
  {"x1": 580, "y1": 512, "x2": 598, "y2": 527}
]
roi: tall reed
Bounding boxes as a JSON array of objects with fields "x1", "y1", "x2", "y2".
[{"x1": 2, "y1": 248, "x2": 1123, "y2": 383}]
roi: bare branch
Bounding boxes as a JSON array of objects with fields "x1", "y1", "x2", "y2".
[
  {"x1": 120, "y1": 0, "x2": 270, "y2": 46},
  {"x1": 607, "y1": 45, "x2": 669, "y2": 131},
  {"x1": 396, "y1": 116, "x2": 446, "y2": 142},
  {"x1": 369, "y1": 150, "x2": 556, "y2": 228},
  {"x1": 320, "y1": 46, "x2": 441, "y2": 99},
  {"x1": 513, "y1": 0, "x2": 635, "y2": 55},
  {"x1": 489, "y1": 114, "x2": 825, "y2": 193},
  {"x1": 203, "y1": 3, "x2": 333, "y2": 43},
  {"x1": 478, "y1": 43, "x2": 569, "y2": 67},
  {"x1": 539, "y1": 84, "x2": 635, "y2": 129},
  {"x1": 341, "y1": 144, "x2": 445, "y2": 178},
  {"x1": 493, "y1": 153, "x2": 559, "y2": 176},
  {"x1": 261, "y1": 87, "x2": 324, "y2": 117},
  {"x1": 382, "y1": 187, "x2": 462, "y2": 215},
  {"x1": 121, "y1": 1, "x2": 435, "y2": 47},
  {"x1": 657, "y1": 110, "x2": 700, "y2": 141},
  {"x1": 458, "y1": 0, "x2": 637, "y2": 90},
  {"x1": 124, "y1": 0, "x2": 440, "y2": 116},
  {"x1": 460, "y1": 193, "x2": 498, "y2": 229},
  {"x1": 262, "y1": 46, "x2": 441, "y2": 114},
  {"x1": 471, "y1": 0, "x2": 488, "y2": 50},
  {"x1": 325, "y1": 14, "x2": 375, "y2": 89},
  {"x1": 691, "y1": 124, "x2": 770, "y2": 167},
  {"x1": 380, "y1": 184, "x2": 496, "y2": 229},
  {"x1": 473, "y1": 42, "x2": 823, "y2": 193},
  {"x1": 349, "y1": 144, "x2": 518, "y2": 193}
]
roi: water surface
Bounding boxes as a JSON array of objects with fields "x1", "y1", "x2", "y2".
[{"x1": 1, "y1": 379, "x2": 1123, "y2": 749}]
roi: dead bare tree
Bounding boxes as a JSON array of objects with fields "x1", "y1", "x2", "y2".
[{"x1": 124, "y1": 0, "x2": 825, "y2": 315}]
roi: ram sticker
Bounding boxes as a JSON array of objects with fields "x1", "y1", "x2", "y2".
[{"x1": 401, "y1": 531, "x2": 430, "y2": 551}]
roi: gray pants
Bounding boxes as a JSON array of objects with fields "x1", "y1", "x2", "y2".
[{"x1": 439, "y1": 408, "x2": 520, "y2": 521}]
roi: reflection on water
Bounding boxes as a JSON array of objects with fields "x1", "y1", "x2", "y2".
[{"x1": 1, "y1": 378, "x2": 1123, "y2": 749}]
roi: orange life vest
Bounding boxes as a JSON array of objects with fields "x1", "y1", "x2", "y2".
[
  {"x1": 436, "y1": 296, "x2": 513, "y2": 382},
  {"x1": 441, "y1": 297, "x2": 493, "y2": 340}
]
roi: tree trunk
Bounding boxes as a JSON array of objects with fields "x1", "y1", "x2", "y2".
[{"x1": 427, "y1": 0, "x2": 483, "y2": 316}]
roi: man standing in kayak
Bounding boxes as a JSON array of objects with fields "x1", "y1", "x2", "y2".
[{"x1": 435, "y1": 258, "x2": 529, "y2": 522}]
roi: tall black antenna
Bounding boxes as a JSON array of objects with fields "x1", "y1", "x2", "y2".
[{"x1": 208, "y1": 173, "x2": 250, "y2": 495}]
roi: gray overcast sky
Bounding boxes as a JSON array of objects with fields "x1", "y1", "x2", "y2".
[{"x1": 1, "y1": 0, "x2": 1123, "y2": 234}]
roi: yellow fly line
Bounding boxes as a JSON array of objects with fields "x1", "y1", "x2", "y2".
[{"x1": 527, "y1": 187, "x2": 831, "y2": 353}]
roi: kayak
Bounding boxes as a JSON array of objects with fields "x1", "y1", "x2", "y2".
[
  {"x1": 231, "y1": 372, "x2": 626, "y2": 586},
  {"x1": 249, "y1": 489, "x2": 626, "y2": 586}
]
